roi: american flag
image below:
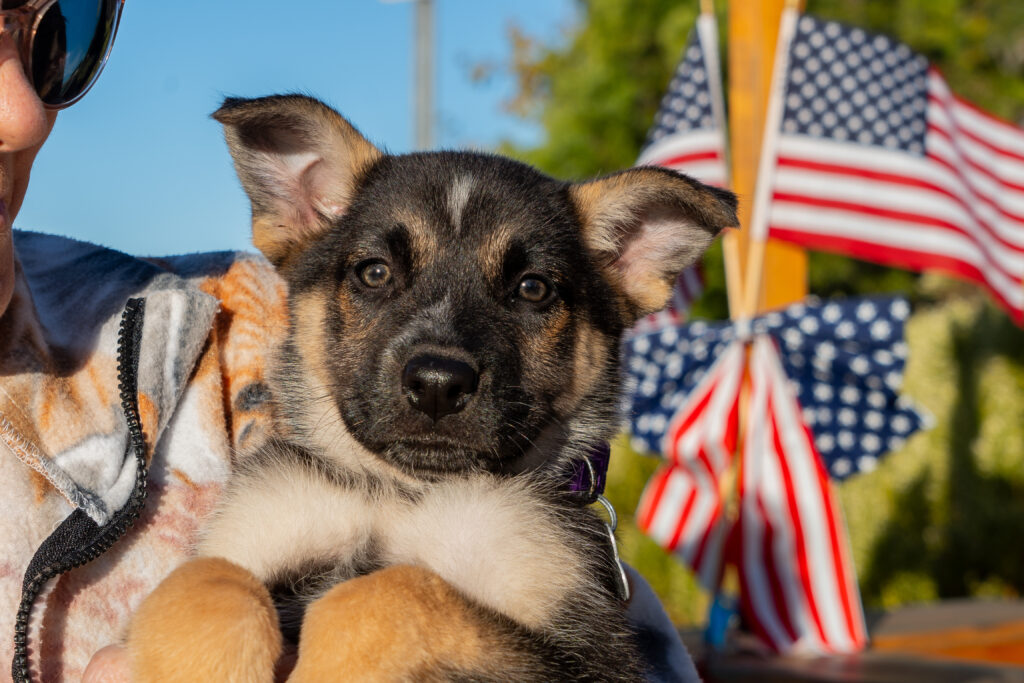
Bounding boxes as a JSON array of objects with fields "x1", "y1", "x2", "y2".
[
  {"x1": 627, "y1": 297, "x2": 925, "y2": 653},
  {"x1": 631, "y1": 12, "x2": 728, "y2": 333},
  {"x1": 753, "y1": 13, "x2": 1024, "y2": 323}
]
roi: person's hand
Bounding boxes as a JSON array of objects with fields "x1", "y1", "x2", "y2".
[{"x1": 81, "y1": 645, "x2": 130, "y2": 683}]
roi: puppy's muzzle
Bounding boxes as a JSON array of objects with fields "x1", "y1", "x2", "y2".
[{"x1": 402, "y1": 354, "x2": 478, "y2": 422}]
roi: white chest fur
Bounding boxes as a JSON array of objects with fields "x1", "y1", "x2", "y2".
[{"x1": 198, "y1": 460, "x2": 586, "y2": 630}]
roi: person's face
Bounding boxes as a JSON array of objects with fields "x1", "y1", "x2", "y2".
[{"x1": 0, "y1": 0, "x2": 58, "y2": 316}]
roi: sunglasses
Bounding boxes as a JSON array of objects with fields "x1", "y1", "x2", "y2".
[{"x1": 0, "y1": 0, "x2": 124, "y2": 110}]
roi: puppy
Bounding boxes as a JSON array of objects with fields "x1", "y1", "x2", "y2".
[{"x1": 126, "y1": 95, "x2": 736, "y2": 681}]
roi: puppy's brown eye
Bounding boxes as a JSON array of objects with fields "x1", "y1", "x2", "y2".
[
  {"x1": 359, "y1": 262, "x2": 392, "y2": 288},
  {"x1": 518, "y1": 276, "x2": 549, "y2": 303}
]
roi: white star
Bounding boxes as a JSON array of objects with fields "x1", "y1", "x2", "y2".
[
  {"x1": 840, "y1": 385, "x2": 861, "y2": 404},
  {"x1": 838, "y1": 408, "x2": 857, "y2": 426},
  {"x1": 799, "y1": 317, "x2": 820, "y2": 335},
  {"x1": 790, "y1": 352, "x2": 806, "y2": 368},
  {"x1": 857, "y1": 454, "x2": 878, "y2": 473},
  {"x1": 890, "y1": 299, "x2": 910, "y2": 319},
  {"x1": 867, "y1": 391, "x2": 887, "y2": 409},
  {"x1": 856, "y1": 301, "x2": 877, "y2": 321},
  {"x1": 818, "y1": 340, "x2": 837, "y2": 360},
  {"x1": 892, "y1": 414, "x2": 911, "y2": 434},
  {"x1": 817, "y1": 406, "x2": 834, "y2": 424},
  {"x1": 640, "y1": 380, "x2": 657, "y2": 397},
  {"x1": 832, "y1": 457, "x2": 852, "y2": 476},
  {"x1": 865, "y1": 411, "x2": 884, "y2": 430},
  {"x1": 814, "y1": 383, "x2": 834, "y2": 401},
  {"x1": 836, "y1": 321, "x2": 855, "y2": 339},
  {"x1": 861, "y1": 433, "x2": 882, "y2": 452},
  {"x1": 871, "y1": 319, "x2": 893, "y2": 340},
  {"x1": 631, "y1": 437, "x2": 647, "y2": 454},
  {"x1": 650, "y1": 414, "x2": 667, "y2": 433},
  {"x1": 634, "y1": 337, "x2": 651, "y2": 353},
  {"x1": 817, "y1": 433, "x2": 836, "y2": 452},
  {"x1": 823, "y1": 303, "x2": 842, "y2": 323},
  {"x1": 850, "y1": 355, "x2": 871, "y2": 375},
  {"x1": 873, "y1": 349, "x2": 894, "y2": 365},
  {"x1": 838, "y1": 430, "x2": 855, "y2": 449}
]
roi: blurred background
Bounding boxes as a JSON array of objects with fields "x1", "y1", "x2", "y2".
[{"x1": 19, "y1": 0, "x2": 1024, "y2": 630}]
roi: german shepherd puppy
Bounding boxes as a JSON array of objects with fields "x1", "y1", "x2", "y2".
[{"x1": 126, "y1": 95, "x2": 736, "y2": 681}]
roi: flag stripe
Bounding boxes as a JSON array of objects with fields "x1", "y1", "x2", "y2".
[
  {"x1": 764, "y1": 19, "x2": 1024, "y2": 323},
  {"x1": 738, "y1": 337, "x2": 867, "y2": 653}
]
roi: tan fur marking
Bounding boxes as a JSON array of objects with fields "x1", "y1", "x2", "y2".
[
  {"x1": 287, "y1": 293, "x2": 422, "y2": 485},
  {"x1": 289, "y1": 565, "x2": 491, "y2": 681},
  {"x1": 126, "y1": 557, "x2": 281, "y2": 683},
  {"x1": 394, "y1": 207, "x2": 440, "y2": 270},
  {"x1": 477, "y1": 222, "x2": 517, "y2": 282},
  {"x1": 554, "y1": 319, "x2": 609, "y2": 416}
]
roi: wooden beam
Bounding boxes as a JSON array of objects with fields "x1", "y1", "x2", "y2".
[{"x1": 727, "y1": 0, "x2": 807, "y2": 314}]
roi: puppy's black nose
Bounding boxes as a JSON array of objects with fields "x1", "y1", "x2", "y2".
[{"x1": 402, "y1": 355, "x2": 478, "y2": 422}]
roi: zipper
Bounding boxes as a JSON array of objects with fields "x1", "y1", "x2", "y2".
[{"x1": 11, "y1": 298, "x2": 149, "y2": 683}]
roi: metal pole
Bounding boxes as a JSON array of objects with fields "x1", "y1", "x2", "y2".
[{"x1": 414, "y1": 0, "x2": 434, "y2": 150}]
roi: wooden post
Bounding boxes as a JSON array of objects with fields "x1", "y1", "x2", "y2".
[{"x1": 727, "y1": 0, "x2": 807, "y2": 314}]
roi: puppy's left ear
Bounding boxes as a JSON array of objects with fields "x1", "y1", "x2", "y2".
[{"x1": 570, "y1": 167, "x2": 737, "y2": 319}]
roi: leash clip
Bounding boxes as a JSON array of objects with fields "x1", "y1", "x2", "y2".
[{"x1": 596, "y1": 494, "x2": 630, "y2": 602}]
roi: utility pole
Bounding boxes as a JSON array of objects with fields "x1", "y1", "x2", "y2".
[{"x1": 414, "y1": 0, "x2": 434, "y2": 150}]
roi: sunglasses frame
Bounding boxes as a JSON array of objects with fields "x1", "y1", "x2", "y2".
[{"x1": 0, "y1": 0, "x2": 125, "y2": 110}]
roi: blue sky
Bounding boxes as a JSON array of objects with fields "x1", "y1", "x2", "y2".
[{"x1": 17, "y1": 1, "x2": 574, "y2": 256}]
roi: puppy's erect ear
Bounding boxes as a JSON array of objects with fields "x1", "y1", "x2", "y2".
[
  {"x1": 213, "y1": 95, "x2": 383, "y2": 267},
  {"x1": 570, "y1": 167, "x2": 737, "y2": 319}
]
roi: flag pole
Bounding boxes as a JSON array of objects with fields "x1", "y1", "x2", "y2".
[
  {"x1": 696, "y1": 0, "x2": 745, "y2": 321},
  {"x1": 740, "y1": 0, "x2": 801, "y2": 317}
]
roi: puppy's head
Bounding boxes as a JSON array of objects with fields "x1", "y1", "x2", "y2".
[{"x1": 215, "y1": 95, "x2": 736, "y2": 479}]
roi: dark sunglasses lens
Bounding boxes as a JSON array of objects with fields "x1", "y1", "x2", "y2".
[{"x1": 32, "y1": 0, "x2": 118, "y2": 106}]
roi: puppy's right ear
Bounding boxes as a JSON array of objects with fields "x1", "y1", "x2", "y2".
[{"x1": 213, "y1": 95, "x2": 383, "y2": 267}]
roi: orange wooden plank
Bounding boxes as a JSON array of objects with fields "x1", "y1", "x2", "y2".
[{"x1": 727, "y1": 0, "x2": 807, "y2": 314}]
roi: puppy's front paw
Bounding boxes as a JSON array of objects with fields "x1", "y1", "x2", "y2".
[
  {"x1": 288, "y1": 565, "x2": 494, "y2": 682},
  {"x1": 126, "y1": 557, "x2": 282, "y2": 683}
]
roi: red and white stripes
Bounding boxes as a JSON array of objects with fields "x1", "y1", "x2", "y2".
[
  {"x1": 637, "y1": 341, "x2": 743, "y2": 589},
  {"x1": 737, "y1": 336, "x2": 867, "y2": 653},
  {"x1": 766, "y1": 69, "x2": 1024, "y2": 322},
  {"x1": 636, "y1": 337, "x2": 868, "y2": 654}
]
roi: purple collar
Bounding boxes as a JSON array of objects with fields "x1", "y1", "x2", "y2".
[{"x1": 567, "y1": 442, "x2": 611, "y2": 502}]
